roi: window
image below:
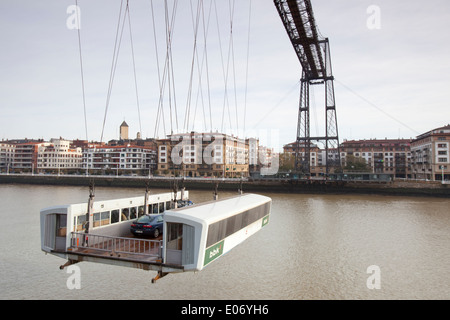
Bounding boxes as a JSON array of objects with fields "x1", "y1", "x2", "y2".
[
  {"x1": 111, "y1": 209, "x2": 120, "y2": 224},
  {"x1": 130, "y1": 207, "x2": 137, "y2": 219},
  {"x1": 138, "y1": 206, "x2": 145, "y2": 217},
  {"x1": 56, "y1": 214, "x2": 67, "y2": 237},
  {"x1": 206, "y1": 202, "x2": 270, "y2": 247},
  {"x1": 93, "y1": 212, "x2": 101, "y2": 227},
  {"x1": 101, "y1": 211, "x2": 110, "y2": 226},
  {"x1": 167, "y1": 223, "x2": 183, "y2": 250},
  {"x1": 121, "y1": 208, "x2": 129, "y2": 221}
]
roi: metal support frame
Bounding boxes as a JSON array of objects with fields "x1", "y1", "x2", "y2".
[
  {"x1": 296, "y1": 39, "x2": 340, "y2": 176},
  {"x1": 274, "y1": 0, "x2": 341, "y2": 176}
]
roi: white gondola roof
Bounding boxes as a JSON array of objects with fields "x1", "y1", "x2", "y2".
[{"x1": 165, "y1": 193, "x2": 271, "y2": 224}]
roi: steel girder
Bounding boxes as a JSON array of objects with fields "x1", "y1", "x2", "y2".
[{"x1": 274, "y1": 0, "x2": 341, "y2": 176}]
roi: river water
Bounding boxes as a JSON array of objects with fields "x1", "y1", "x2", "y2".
[{"x1": 0, "y1": 183, "x2": 449, "y2": 300}]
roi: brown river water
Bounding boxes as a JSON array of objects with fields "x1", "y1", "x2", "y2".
[{"x1": 0, "y1": 183, "x2": 449, "y2": 299}]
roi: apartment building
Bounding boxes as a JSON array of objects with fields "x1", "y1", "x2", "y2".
[
  {"x1": 37, "y1": 138, "x2": 83, "y2": 172},
  {"x1": 282, "y1": 139, "x2": 411, "y2": 177},
  {"x1": 83, "y1": 144, "x2": 156, "y2": 174},
  {"x1": 341, "y1": 138, "x2": 412, "y2": 177},
  {"x1": 156, "y1": 132, "x2": 249, "y2": 178},
  {"x1": 282, "y1": 142, "x2": 320, "y2": 173},
  {"x1": 411, "y1": 125, "x2": 450, "y2": 181},
  {"x1": 12, "y1": 141, "x2": 50, "y2": 172},
  {"x1": 0, "y1": 142, "x2": 15, "y2": 173}
]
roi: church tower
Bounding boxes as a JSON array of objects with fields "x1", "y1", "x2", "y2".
[{"x1": 120, "y1": 121, "x2": 129, "y2": 140}]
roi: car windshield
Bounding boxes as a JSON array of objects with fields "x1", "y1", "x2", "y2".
[
  {"x1": 136, "y1": 215, "x2": 151, "y2": 224},
  {"x1": 136, "y1": 215, "x2": 159, "y2": 224}
]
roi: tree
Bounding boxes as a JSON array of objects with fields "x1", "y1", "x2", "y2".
[
  {"x1": 344, "y1": 154, "x2": 370, "y2": 172},
  {"x1": 279, "y1": 152, "x2": 295, "y2": 172}
]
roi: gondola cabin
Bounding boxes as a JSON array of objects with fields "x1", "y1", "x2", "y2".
[
  {"x1": 40, "y1": 190, "x2": 271, "y2": 282},
  {"x1": 40, "y1": 191, "x2": 188, "y2": 259},
  {"x1": 163, "y1": 193, "x2": 271, "y2": 272}
]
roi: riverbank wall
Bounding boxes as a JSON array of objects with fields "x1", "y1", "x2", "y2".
[{"x1": 1, "y1": 174, "x2": 449, "y2": 198}]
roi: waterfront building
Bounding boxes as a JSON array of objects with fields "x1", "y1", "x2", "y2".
[
  {"x1": 0, "y1": 142, "x2": 15, "y2": 173},
  {"x1": 83, "y1": 144, "x2": 156, "y2": 175},
  {"x1": 411, "y1": 125, "x2": 450, "y2": 181},
  {"x1": 156, "y1": 132, "x2": 249, "y2": 178},
  {"x1": 12, "y1": 141, "x2": 50, "y2": 173},
  {"x1": 340, "y1": 138, "x2": 412, "y2": 178},
  {"x1": 37, "y1": 138, "x2": 83, "y2": 173},
  {"x1": 282, "y1": 139, "x2": 411, "y2": 178},
  {"x1": 282, "y1": 142, "x2": 321, "y2": 174}
]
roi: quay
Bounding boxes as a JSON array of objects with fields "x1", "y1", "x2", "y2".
[{"x1": 1, "y1": 173, "x2": 449, "y2": 197}]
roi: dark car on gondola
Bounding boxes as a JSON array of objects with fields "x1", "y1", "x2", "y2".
[
  {"x1": 130, "y1": 214, "x2": 163, "y2": 238},
  {"x1": 177, "y1": 200, "x2": 194, "y2": 208}
]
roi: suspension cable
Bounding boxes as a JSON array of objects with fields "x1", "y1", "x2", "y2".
[
  {"x1": 228, "y1": 0, "x2": 239, "y2": 136},
  {"x1": 184, "y1": 0, "x2": 202, "y2": 133},
  {"x1": 243, "y1": 0, "x2": 252, "y2": 137},
  {"x1": 75, "y1": 0, "x2": 88, "y2": 142},
  {"x1": 126, "y1": 1, "x2": 143, "y2": 137},
  {"x1": 100, "y1": 0, "x2": 125, "y2": 143},
  {"x1": 215, "y1": 0, "x2": 232, "y2": 133},
  {"x1": 151, "y1": 0, "x2": 166, "y2": 138},
  {"x1": 202, "y1": 0, "x2": 214, "y2": 132}
]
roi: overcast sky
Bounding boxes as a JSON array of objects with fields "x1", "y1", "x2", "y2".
[{"x1": 1, "y1": 0, "x2": 450, "y2": 151}]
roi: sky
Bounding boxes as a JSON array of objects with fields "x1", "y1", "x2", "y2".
[{"x1": 1, "y1": 0, "x2": 450, "y2": 151}]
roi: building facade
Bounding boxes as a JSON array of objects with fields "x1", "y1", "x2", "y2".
[
  {"x1": 411, "y1": 125, "x2": 450, "y2": 181},
  {"x1": 282, "y1": 142, "x2": 321, "y2": 174},
  {"x1": 0, "y1": 142, "x2": 15, "y2": 173},
  {"x1": 341, "y1": 139, "x2": 412, "y2": 178},
  {"x1": 37, "y1": 138, "x2": 83, "y2": 173},
  {"x1": 83, "y1": 144, "x2": 156, "y2": 174},
  {"x1": 12, "y1": 141, "x2": 50, "y2": 173},
  {"x1": 156, "y1": 132, "x2": 249, "y2": 178}
]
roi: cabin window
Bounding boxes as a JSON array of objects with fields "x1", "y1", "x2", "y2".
[
  {"x1": 130, "y1": 207, "x2": 137, "y2": 219},
  {"x1": 56, "y1": 214, "x2": 67, "y2": 237},
  {"x1": 207, "y1": 220, "x2": 227, "y2": 248},
  {"x1": 93, "y1": 212, "x2": 109, "y2": 227},
  {"x1": 75, "y1": 214, "x2": 87, "y2": 232},
  {"x1": 167, "y1": 223, "x2": 183, "y2": 250},
  {"x1": 206, "y1": 202, "x2": 271, "y2": 247},
  {"x1": 159, "y1": 202, "x2": 165, "y2": 213},
  {"x1": 121, "y1": 208, "x2": 129, "y2": 221},
  {"x1": 166, "y1": 201, "x2": 171, "y2": 210},
  {"x1": 111, "y1": 209, "x2": 120, "y2": 224},
  {"x1": 93, "y1": 212, "x2": 101, "y2": 227},
  {"x1": 138, "y1": 206, "x2": 144, "y2": 217},
  {"x1": 101, "y1": 211, "x2": 110, "y2": 226}
]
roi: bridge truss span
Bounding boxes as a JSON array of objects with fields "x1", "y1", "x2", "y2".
[{"x1": 274, "y1": 0, "x2": 341, "y2": 176}]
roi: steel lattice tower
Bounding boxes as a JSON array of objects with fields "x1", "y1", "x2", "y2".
[{"x1": 274, "y1": 0, "x2": 341, "y2": 176}]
